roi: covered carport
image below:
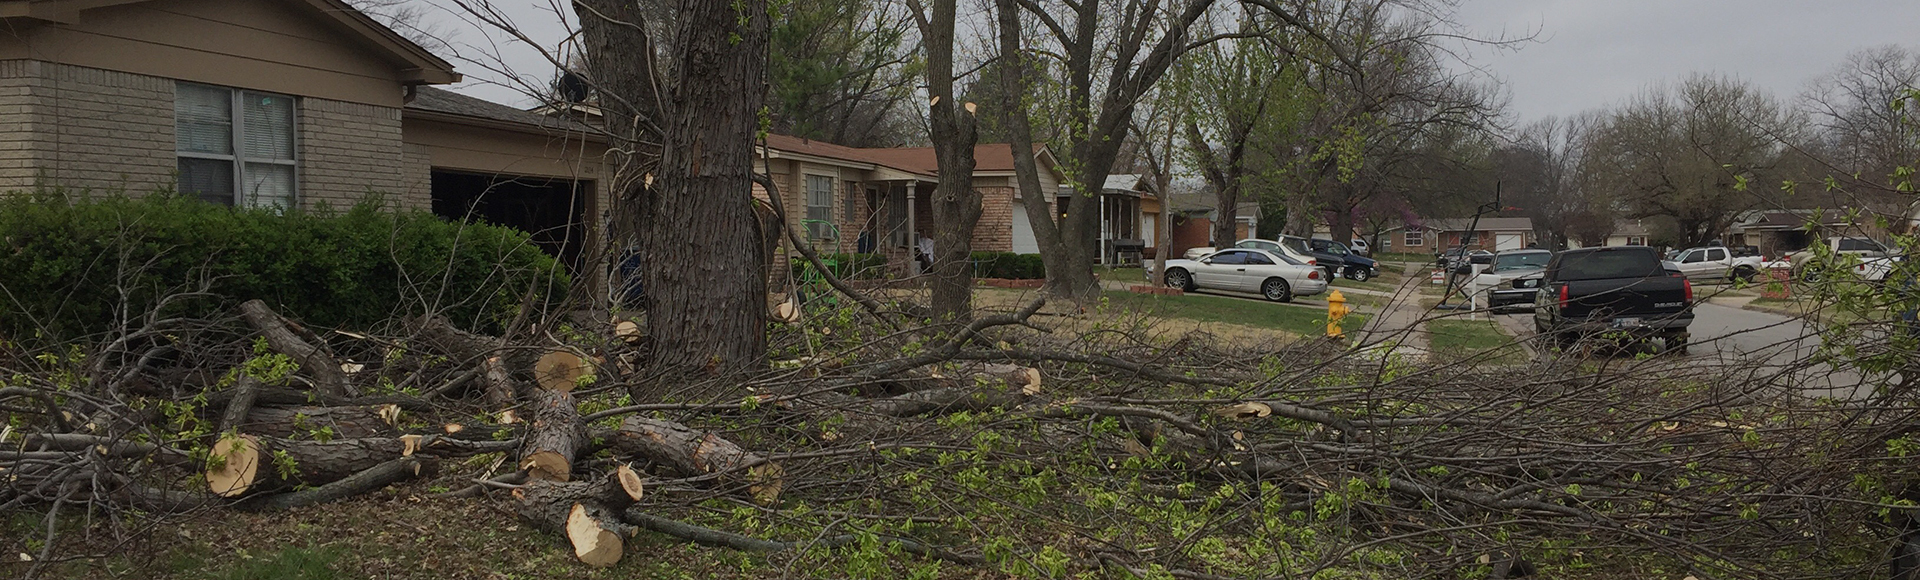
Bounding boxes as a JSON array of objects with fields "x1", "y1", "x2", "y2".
[{"x1": 402, "y1": 87, "x2": 609, "y2": 272}]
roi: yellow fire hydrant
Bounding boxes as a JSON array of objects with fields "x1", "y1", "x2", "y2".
[{"x1": 1326, "y1": 290, "x2": 1351, "y2": 339}]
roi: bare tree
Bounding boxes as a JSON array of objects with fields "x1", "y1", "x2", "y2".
[
  {"x1": 1496, "y1": 114, "x2": 1607, "y2": 249},
  {"x1": 1799, "y1": 45, "x2": 1920, "y2": 213},
  {"x1": 1587, "y1": 74, "x2": 1790, "y2": 247}
]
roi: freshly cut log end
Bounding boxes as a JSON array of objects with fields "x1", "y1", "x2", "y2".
[
  {"x1": 748, "y1": 463, "x2": 784, "y2": 505},
  {"x1": 616, "y1": 464, "x2": 645, "y2": 502},
  {"x1": 206, "y1": 434, "x2": 261, "y2": 498},
  {"x1": 772, "y1": 297, "x2": 801, "y2": 324},
  {"x1": 614, "y1": 320, "x2": 643, "y2": 344},
  {"x1": 522, "y1": 451, "x2": 572, "y2": 482},
  {"x1": 567, "y1": 503, "x2": 624, "y2": 567},
  {"x1": 1213, "y1": 402, "x2": 1273, "y2": 420},
  {"x1": 535, "y1": 351, "x2": 591, "y2": 393}
]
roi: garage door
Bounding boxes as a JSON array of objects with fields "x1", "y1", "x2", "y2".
[
  {"x1": 1496, "y1": 233, "x2": 1524, "y2": 251},
  {"x1": 1011, "y1": 203, "x2": 1039, "y2": 254}
]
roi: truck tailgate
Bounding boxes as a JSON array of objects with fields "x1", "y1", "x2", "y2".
[{"x1": 1559, "y1": 277, "x2": 1690, "y2": 320}]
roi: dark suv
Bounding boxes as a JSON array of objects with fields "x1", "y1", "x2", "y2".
[
  {"x1": 1306, "y1": 238, "x2": 1378, "y2": 282},
  {"x1": 1279, "y1": 235, "x2": 1347, "y2": 281}
]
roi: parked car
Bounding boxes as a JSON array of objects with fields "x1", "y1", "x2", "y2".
[
  {"x1": 1307, "y1": 238, "x2": 1378, "y2": 282},
  {"x1": 1477, "y1": 248, "x2": 1553, "y2": 312},
  {"x1": 1438, "y1": 247, "x2": 1493, "y2": 273},
  {"x1": 1160, "y1": 248, "x2": 1328, "y2": 302},
  {"x1": 1181, "y1": 239, "x2": 1320, "y2": 268},
  {"x1": 1671, "y1": 245, "x2": 1765, "y2": 283},
  {"x1": 1534, "y1": 246, "x2": 1695, "y2": 353},
  {"x1": 1787, "y1": 236, "x2": 1892, "y2": 280},
  {"x1": 1279, "y1": 235, "x2": 1347, "y2": 281},
  {"x1": 1348, "y1": 239, "x2": 1371, "y2": 256}
]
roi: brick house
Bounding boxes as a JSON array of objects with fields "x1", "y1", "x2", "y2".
[
  {"x1": 0, "y1": 0, "x2": 612, "y2": 265},
  {"x1": 756, "y1": 134, "x2": 1064, "y2": 274},
  {"x1": 1382, "y1": 217, "x2": 1535, "y2": 253}
]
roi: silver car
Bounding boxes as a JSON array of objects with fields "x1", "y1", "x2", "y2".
[{"x1": 1158, "y1": 248, "x2": 1328, "y2": 302}]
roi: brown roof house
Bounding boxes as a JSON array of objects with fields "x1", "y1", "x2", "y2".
[
  {"x1": 755, "y1": 134, "x2": 1065, "y2": 275},
  {"x1": 0, "y1": 0, "x2": 612, "y2": 265},
  {"x1": 1387, "y1": 217, "x2": 1535, "y2": 253}
]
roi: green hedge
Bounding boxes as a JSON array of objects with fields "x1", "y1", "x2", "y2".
[
  {"x1": 790, "y1": 253, "x2": 889, "y2": 281},
  {"x1": 970, "y1": 252, "x2": 1046, "y2": 280},
  {"x1": 0, "y1": 192, "x2": 568, "y2": 341}
]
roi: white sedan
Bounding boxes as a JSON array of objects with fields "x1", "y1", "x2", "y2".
[{"x1": 1158, "y1": 248, "x2": 1328, "y2": 302}]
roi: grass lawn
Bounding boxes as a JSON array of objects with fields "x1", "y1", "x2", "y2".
[
  {"x1": 1098, "y1": 266, "x2": 1147, "y2": 284},
  {"x1": 1427, "y1": 318, "x2": 1525, "y2": 363},
  {"x1": 1104, "y1": 290, "x2": 1370, "y2": 337},
  {"x1": 1333, "y1": 278, "x2": 1403, "y2": 294},
  {"x1": 1370, "y1": 251, "x2": 1437, "y2": 264}
]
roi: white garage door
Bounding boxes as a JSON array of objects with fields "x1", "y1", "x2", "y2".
[
  {"x1": 1496, "y1": 233, "x2": 1524, "y2": 251},
  {"x1": 1011, "y1": 203, "x2": 1039, "y2": 254}
]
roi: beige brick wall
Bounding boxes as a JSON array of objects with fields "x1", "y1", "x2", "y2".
[
  {"x1": 0, "y1": 61, "x2": 45, "y2": 192},
  {"x1": 0, "y1": 60, "x2": 176, "y2": 194},
  {"x1": 300, "y1": 97, "x2": 410, "y2": 210},
  {"x1": 400, "y1": 141, "x2": 432, "y2": 209}
]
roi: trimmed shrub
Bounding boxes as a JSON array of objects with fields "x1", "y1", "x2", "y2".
[
  {"x1": 969, "y1": 252, "x2": 1047, "y2": 280},
  {"x1": 0, "y1": 192, "x2": 568, "y2": 341},
  {"x1": 790, "y1": 253, "x2": 889, "y2": 282}
]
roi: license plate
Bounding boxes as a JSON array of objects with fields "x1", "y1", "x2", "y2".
[{"x1": 1612, "y1": 318, "x2": 1643, "y2": 328}]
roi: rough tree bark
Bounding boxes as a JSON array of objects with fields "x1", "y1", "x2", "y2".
[
  {"x1": 576, "y1": 0, "x2": 769, "y2": 376},
  {"x1": 918, "y1": 0, "x2": 981, "y2": 321},
  {"x1": 238, "y1": 299, "x2": 350, "y2": 397}
]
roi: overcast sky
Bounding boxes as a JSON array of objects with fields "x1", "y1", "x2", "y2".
[{"x1": 415, "y1": 1, "x2": 1920, "y2": 127}]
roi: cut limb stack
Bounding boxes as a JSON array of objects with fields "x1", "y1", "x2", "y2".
[
  {"x1": 511, "y1": 465, "x2": 646, "y2": 567},
  {"x1": 867, "y1": 363, "x2": 1041, "y2": 417},
  {"x1": 414, "y1": 316, "x2": 517, "y2": 408},
  {"x1": 239, "y1": 299, "x2": 351, "y2": 397},
  {"x1": 611, "y1": 416, "x2": 781, "y2": 503}
]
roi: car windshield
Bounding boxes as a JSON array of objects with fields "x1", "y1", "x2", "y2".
[{"x1": 1494, "y1": 252, "x2": 1550, "y2": 271}]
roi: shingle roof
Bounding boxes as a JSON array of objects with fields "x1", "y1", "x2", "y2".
[
  {"x1": 405, "y1": 87, "x2": 598, "y2": 134},
  {"x1": 1416, "y1": 217, "x2": 1534, "y2": 232},
  {"x1": 762, "y1": 134, "x2": 1048, "y2": 178}
]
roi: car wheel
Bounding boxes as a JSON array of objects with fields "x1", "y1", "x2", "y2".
[
  {"x1": 1165, "y1": 268, "x2": 1196, "y2": 291},
  {"x1": 1347, "y1": 267, "x2": 1372, "y2": 282},
  {"x1": 1664, "y1": 333, "x2": 1690, "y2": 356},
  {"x1": 1262, "y1": 278, "x2": 1293, "y2": 302},
  {"x1": 1799, "y1": 266, "x2": 1822, "y2": 283},
  {"x1": 1732, "y1": 266, "x2": 1756, "y2": 283}
]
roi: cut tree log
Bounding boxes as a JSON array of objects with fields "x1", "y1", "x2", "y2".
[
  {"x1": 610, "y1": 416, "x2": 781, "y2": 503},
  {"x1": 534, "y1": 350, "x2": 592, "y2": 393},
  {"x1": 520, "y1": 388, "x2": 585, "y2": 482},
  {"x1": 239, "y1": 299, "x2": 351, "y2": 398},
  {"x1": 234, "y1": 404, "x2": 402, "y2": 439},
  {"x1": 205, "y1": 434, "x2": 407, "y2": 497},
  {"x1": 512, "y1": 470, "x2": 645, "y2": 567},
  {"x1": 241, "y1": 456, "x2": 435, "y2": 511}
]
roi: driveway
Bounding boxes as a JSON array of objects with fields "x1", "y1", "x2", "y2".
[{"x1": 1491, "y1": 303, "x2": 1871, "y2": 398}]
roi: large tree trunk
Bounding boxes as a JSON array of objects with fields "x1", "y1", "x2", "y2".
[
  {"x1": 923, "y1": 0, "x2": 981, "y2": 321},
  {"x1": 576, "y1": 0, "x2": 769, "y2": 378},
  {"x1": 641, "y1": 0, "x2": 771, "y2": 374}
]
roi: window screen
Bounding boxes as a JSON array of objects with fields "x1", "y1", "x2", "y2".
[{"x1": 805, "y1": 175, "x2": 834, "y2": 240}]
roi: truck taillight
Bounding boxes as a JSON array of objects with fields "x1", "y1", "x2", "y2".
[
  {"x1": 1558, "y1": 284, "x2": 1569, "y2": 304},
  {"x1": 1684, "y1": 279, "x2": 1694, "y2": 302}
]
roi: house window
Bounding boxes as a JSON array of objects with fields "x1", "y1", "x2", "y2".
[
  {"x1": 805, "y1": 174, "x2": 834, "y2": 240},
  {"x1": 1626, "y1": 236, "x2": 1647, "y2": 246},
  {"x1": 175, "y1": 82, "x2": 297, "y2": 208},
  {"x1": 1404, "y1": 229, "x2": 1425, "y2": 247}
]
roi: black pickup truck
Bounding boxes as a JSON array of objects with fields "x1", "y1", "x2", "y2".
[{"x1": 1532, "y1": 246, "x2": 1695, "y2": 353}]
